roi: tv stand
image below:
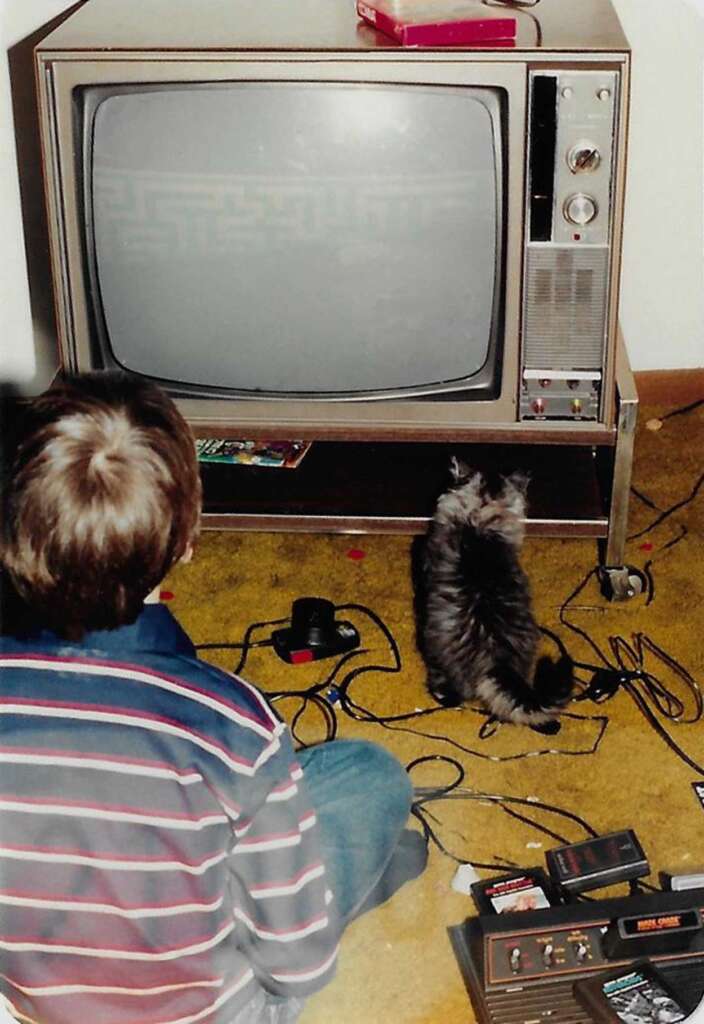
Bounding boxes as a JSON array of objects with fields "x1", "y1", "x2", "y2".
[{"x1": 201, "y1": 335, "x2": 639, "y2": 598}]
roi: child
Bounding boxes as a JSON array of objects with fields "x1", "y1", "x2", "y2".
[{"x1": 0, "y1": 373, "x2": 426, "y2": 1024}]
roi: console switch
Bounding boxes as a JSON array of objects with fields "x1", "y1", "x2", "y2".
[{"x1": 574, "y1": 941, "x2": 589, "y2": 962}]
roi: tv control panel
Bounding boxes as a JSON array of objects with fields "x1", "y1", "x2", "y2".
[
  {"x1": 551, "y1": 70, "x2": 617, "y2": 248},
  {"x1": 521, "y1": 69, "x2": 620, "y2": 422}
]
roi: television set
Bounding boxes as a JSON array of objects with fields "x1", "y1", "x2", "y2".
[{"x1": 34, "y1": 0, "x2": 630, "y2": 452}]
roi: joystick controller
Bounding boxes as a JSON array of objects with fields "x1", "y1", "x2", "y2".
[{"x1": 272, "y1": 597, "x2": 360, "y2": 664}]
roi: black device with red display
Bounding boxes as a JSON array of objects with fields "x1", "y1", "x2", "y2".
[{"x1": 545, "y1": 829, "x2": 649, "y2": 896}]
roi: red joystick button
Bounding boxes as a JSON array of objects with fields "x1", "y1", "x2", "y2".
[{"x1": 290, "y1": 649, "x2": 314, "y2": 664}]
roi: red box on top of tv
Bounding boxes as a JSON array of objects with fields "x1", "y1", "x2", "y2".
[{"x1": 356, "y1": 0, "x2": 517, "y2": 47}]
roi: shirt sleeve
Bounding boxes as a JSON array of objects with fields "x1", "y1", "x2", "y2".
[{"x1": 226, "y1": 718, "x2": 340, "y2": 999}]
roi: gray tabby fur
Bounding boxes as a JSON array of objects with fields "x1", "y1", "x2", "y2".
[{"x1": 418, "y1": 459, "x2": 573, "y2": 730}]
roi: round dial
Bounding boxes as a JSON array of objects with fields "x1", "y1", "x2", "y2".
[
  {"x1": 567, "y1": 141, "x2": 601, "y2": 173},
  {"x1": 563, "y1": 193, "x2": 598, "y2": 226}
]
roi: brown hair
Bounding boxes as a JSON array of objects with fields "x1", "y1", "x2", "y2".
[{"x1": 1, "y1": 373, "x2": 201, "y2": 639}]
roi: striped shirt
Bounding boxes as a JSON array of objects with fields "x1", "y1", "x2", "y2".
[{"x1": 0, "y1": 605, "x2": 339, "y2": 1024}]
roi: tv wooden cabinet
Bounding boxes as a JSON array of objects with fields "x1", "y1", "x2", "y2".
[{"x1": 200, "y1": 334, "x2": 638, "y2": 596}]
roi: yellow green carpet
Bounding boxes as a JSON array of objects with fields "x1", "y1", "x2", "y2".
[{"x1": 165, "y1": 398, "x2": 703, "y2": 1023}]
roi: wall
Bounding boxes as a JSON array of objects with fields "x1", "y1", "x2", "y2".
[
  {"x1": 1, "y1": 1, "x2": 85, "y2": 392},
  {"x1": 613, "y1": 0, "x2": 704, "y2": 370},
  {"x1": 1, "y1": 0, "x2": 702, "y2": 389}
]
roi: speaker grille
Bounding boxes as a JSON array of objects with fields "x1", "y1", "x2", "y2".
[{"x1": 523, "y1": 246, "x2": 609, "y2": 370}]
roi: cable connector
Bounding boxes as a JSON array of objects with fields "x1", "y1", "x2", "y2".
[{"x1": 581, "y1": 669, "x2": 630, "y2": 702}]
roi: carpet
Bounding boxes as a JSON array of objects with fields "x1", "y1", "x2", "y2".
[{"x1": 165, "y1": 395, "x2": 703, "y2": 1024}]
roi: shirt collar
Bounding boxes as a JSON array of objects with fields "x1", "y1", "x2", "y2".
[{"x1": 34, "y1": 604, "x2": 196, "y2": 657}]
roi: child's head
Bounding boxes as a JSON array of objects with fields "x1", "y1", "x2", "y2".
[{"x1": 1, "y1": 372, "x2": 201, "y2": 639}]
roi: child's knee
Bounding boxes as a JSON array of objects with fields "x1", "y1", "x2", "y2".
[{"x1": 350, "y1": 740, "x2": 413, "y2": 818}]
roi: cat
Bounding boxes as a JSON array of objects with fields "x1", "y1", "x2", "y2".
[{"x1": 417, "y1": 458, "x2": 573, "y2": 734}]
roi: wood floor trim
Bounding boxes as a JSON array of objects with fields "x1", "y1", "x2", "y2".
[{"x1": 634, "y1": 368, "x2": 704, "y2": 405}]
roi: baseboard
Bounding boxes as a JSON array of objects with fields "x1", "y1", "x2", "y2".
[{"x1": 634, "y1": 368, "x2": 704, "y2": 405}]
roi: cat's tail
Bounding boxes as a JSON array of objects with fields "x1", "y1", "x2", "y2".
[{"x1": 477, "y1": 655, "x2": 574, "y2": 734}]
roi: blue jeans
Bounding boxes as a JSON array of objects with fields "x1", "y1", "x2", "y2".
[
  {"x1": 253, "y1": 740, "x2": 427, "y2": 1024},
  {"x1": 297, "y1": 739, "x2": 427, "y2": 923}
]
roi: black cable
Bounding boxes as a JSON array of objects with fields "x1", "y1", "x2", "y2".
[
  {"x1": 610, "y1": 634, "x2": 703, "y2": 724},
  {"x1": 329, "y1": 604, "x2": 609, "y2": 762},
  {"x1": 491, "y1": 803, "x2": 574, "y2": 847},
  {"x1": 559, "y1": 568, "x2": 704, "y2": 777},
  {"x1": 275, "y1": 691, "x2": 340, "y2": 748},
  {"x1": 631, "y1": 485, "x2": 659, "y2": 512},
  {"x1": 661, "y1": 397, "x2": 703, "y2": 421},
  {"x1": 659, "y1": 523, "x2": 689, "y2": 551},
  {"x1": 196, "y1": 599, "x2": 610, "y2": 762},
  {"x1": 350, "y1": 705, "x2": 608, "y2": 764},
  {"x1": 560, "y1": 566, "x2": 612, "y2": 669},
  {"x1": 232, "y1": 615, "x2": 290, "y2": 676},
  {"x1": 622, "y1": 500, "x2": 688, "y2": 605},
  {"x1": 481, "y1": 0, "x2": 542, "y2": 46},
  {"x1": 407, "y1": 754, "x2": 599, "y2": 869},
  {"x1": 195, "y1": 639, "x2": 274, "y2": 652},
  {"x1": 332, "y1": 613, "x2": 608, "y2": 760},
  {"x1": 267, "y1": 647, "x2": 371, "y2": 746},
  {"x1": 628, "y1": 397, "x2": 702, "y2": 541},
  {"x1": 538, "y1": 623, "x2": 572, "y2": 662},
  {"x1": 191, "y1": 509, "x2": 701, "y2": 872},
  {"x1": 406, "y1": 754, "x2": 465, "y2": 796},
  {"x1": 628, "y1": 469, "x2": 703, "y2": 541},
  {"x1": 195, "y1": 598, "x2": 611, "y2": 867},
  {"x1": 417, "y1": 789, "x2": 599, "y2": 842},
  {"x1": 405, "y1": 755, "x2": 503, "y2": 867},
  {"x1": 196, "y1": 596, "x2": 696, "y2": 879}
]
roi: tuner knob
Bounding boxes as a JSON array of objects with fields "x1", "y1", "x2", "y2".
[
  {"x1": 567, "y1": 141, "x2": 601, "y2": 174},
  {"x1": 542, "y1": 943, "x2": 554, "y2": 966},
  {"x1": 563, "y1": 193, "x2": 598, "y2": 226},
  {"x1": 509, "y1": 947, "x2": 522, "y2": 972}
]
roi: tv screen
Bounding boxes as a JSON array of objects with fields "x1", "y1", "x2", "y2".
[{"x1": 84, "y1": 82, "x2": 504, "y2": 398}]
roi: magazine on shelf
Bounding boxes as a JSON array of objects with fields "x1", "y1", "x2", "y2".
[{"x1": 195, "y1": 438, "x2": 311, "y2": 469}]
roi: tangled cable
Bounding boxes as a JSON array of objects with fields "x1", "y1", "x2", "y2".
[
  {"x1": 406, "y1": 754, "x2": 599, "y2": 870},
  {"x1": 197, "y1": 600, "x2": 609, "y2": 759},
  {"x1": 559, "y1": 565, "x2": 704, "y2": 776}
]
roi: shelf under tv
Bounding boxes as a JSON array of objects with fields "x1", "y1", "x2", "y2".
[
  {"x1": 201, "y1": 440, "x2": 607, "y2": 536},
  {"x1": 200, "y1": 335, "x2": 638, "y2": 591}
]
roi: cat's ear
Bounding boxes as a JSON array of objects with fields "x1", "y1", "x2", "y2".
[
  {"x1": 505, "y1": 470, "x2": 530, "y2": 496},
  {"x1": 449, "y1": 456, "x2": 472, "y2": 484}
]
